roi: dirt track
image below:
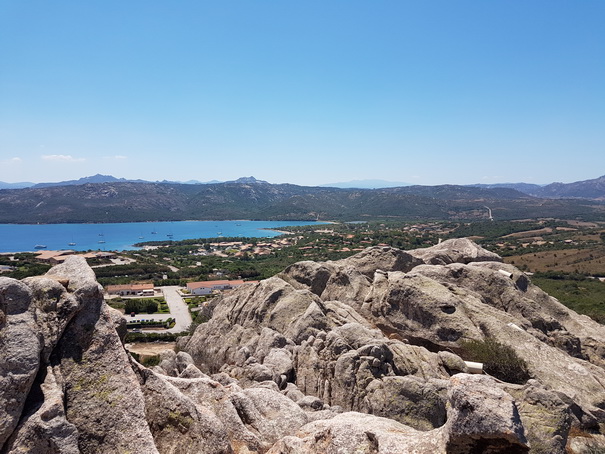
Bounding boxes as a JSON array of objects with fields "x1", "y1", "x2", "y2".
[{"x1": 126, "y1": 342, "x2": 175, "y2": 357}]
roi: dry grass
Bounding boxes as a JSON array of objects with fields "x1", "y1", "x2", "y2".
[
  {"x1": 503, "y1": 227, "x2": 553, "y2": 238},
  {"x1": 126, "y1": 342, "x2": 175, "y2": 357},
  {"x1": 504, "y1": 248, "x2": 605, "y2": 274}
]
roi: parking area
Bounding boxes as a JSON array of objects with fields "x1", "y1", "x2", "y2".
[{"x1": 118, "y1": 286, "x2": 192, "y2": 333}]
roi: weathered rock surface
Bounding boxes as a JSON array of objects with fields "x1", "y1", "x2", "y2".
[
  {"x1": 3, "y1": 240, "x2": 605, "y2": 453},
  {"x1": 268, "y1": 374, "x2": 529, "y2": 454},
  {"x1": 1, "y1": 257, "x2": 158, "y2": 454},
  {"x1": 183, "y1": 240, "x2": 605, "y2": 452},
  {"x1": 408, "y1": 237, "x2": 503, "y2": 265}
]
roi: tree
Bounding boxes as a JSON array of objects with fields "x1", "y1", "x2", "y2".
[{"x1": 145, "y1": 300, "x2": 158, "y2": 313}]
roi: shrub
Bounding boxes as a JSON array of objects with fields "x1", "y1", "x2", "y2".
[
  {"x1": 141, "y1": 355, "x2": 161, "y2": 367},
  {"x1": 124, "y1": 332, "x2": 188, "y2": 343},
  {"x1": 145, "y1": 300, "x2": 158, "y2": 313},
  {"x1": 124, "y1": 298, "x2": 162, "y2": 314},
  {"x1": 459, "y1": 337, "x2": 531, "y2": 384}
]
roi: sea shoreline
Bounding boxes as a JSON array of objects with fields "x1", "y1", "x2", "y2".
[{"x1": 0, "y1": 220, "x2": 327, "y2": 254}]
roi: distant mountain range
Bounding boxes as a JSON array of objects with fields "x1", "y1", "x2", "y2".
[
  {"x1": 320, "y1": 179, "x2": 411, "y2": 189},
  {"x1": 3, "y1": 174, "x2": 604, "y2": 200},
  {"x1": 0, "y1": 174, "x2": 220, "y2": 189},
  {"x1": 471, "y1": 175, "x2": 605, "y2": 200},
  {"x1": 469, "y1": 182, "x2": 545, "y2": 194},
  {"x1": 0, "y1": 176, "x2": 603, "y2": 224},
  {"x1": 0, "y1": 181, "x2": 36, "y2": 190}
]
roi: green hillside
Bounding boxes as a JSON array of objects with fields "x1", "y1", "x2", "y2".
[{"x1": 0, "y1": 181, "x2": 603, "y2": 223}]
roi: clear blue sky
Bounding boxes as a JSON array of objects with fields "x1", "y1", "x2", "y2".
[{"x1": 1, "y1": 1, "x2": 604, "y2": 186}]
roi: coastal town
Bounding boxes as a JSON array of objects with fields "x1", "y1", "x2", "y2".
[{"x1": 2, "y1": 218, "x2": 605, "y2": 336}]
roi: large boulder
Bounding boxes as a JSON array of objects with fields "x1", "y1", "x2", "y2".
[
  {"x1": 408, "y1": 237, "x2": 503, "y2": 265},
  {"x1": 4, "y1": 239, "x2": 605, "y2": 453},
  {"x1": 267, "y1": 374, "x2": 529, "y2": 454},
  {"x1": 182, "y1": 239, "x2": 605, "y2": 451},
  {"x1": 0, "y1": 257, "x2": 158, "y2": 454}
]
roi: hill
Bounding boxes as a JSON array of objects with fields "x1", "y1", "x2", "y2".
[
  {"x1": 469, "y1": 182, "x2": 544, "y2": 193},
  {"x1": 3, "y1": 242, "x2": 605, "y2": 452},
  {"x1": 531, "y1": 175, "x2": 605, "y2": 200},
  {"x1": 0, "y1": 180, "x2": 604, "y2": 223},
  {"x1": 472, "y1": 175, "x2": 605, "y2": 200},
  {"x1": 320, "y1": 179, "x2": 410, "y2": 189},
  {"x1": 32, "y1": 173, "x2": 136, "y2": 188},
  {"x1": 0, "y1": 181, "x2": 35, "y2": 189}
]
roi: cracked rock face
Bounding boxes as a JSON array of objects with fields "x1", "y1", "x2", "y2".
[{"x1": 3, "y1": 240, "x2": 605, "y2": 453}]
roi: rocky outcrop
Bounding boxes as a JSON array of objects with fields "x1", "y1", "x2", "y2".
[
  {"x1": 408, "y1": 237, "x2": 503, "y2": 265},
  {"x1": 0, "y1": 257, "x2": 158, "y2": 454},
  {"x1": 183, "y1": 239, "x2": 605, "y2": 452},
  {"x1": 3, "y1": 240, "x2": 605, "y2": 453},
  {"x1": 268, "y1": 374, "x2": 529, "y2": 454}
]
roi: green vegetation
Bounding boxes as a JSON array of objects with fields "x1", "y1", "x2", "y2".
[
  {"x1": 124, "y1": 331, "x2": 188, "y2": 343},
  {"x1": 1, "y1": 253, "x2": 52, "y2": 279},
  {"x1": 459, "y1": 338, "x2": 531, "y2": 384},
  {"x1": 126, "y1": 319, "x2": 171, "y2": 328},
  {"x1": 121, "y1": 297, "x2": 166, "y2": 314},
  {"x1": 129, "y1": 352, "x2": 161, "y2": 367},
  {"x1": 6, "y1": 216, "x2": 602, "y2": 332},
  {"x1": 2, "y1": 181, "x2": 604, "y2": 224},
  {"x1": 94, "y1": 263, "x2": 172, "y2": 286},
  {"x1": 115, "y1": 221, "x2": 443, "y2": 284},
  {"x1": 532, "y1": 273, "x2": 605, "y2": 324}
]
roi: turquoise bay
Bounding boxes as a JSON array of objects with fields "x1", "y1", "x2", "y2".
[{"x1": 0, "y1": 220, "x2": 325, "y2": 253}]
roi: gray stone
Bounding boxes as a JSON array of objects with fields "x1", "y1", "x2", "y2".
[
  {"x1": 297, "y1": 395, "x2": 324, "y2": 411},
  {"x1": 408, "y1": 237, "x2": 502, "y2": 265},
  {"x1": 3, "y1": 366, "x2": 80, "y2": 454},
  {"x1": 5, "y1": 241, "x2": 605, "y2": 453},
  {"x1": 267, "y1": 374, "x2": 529, "y2": 454}
]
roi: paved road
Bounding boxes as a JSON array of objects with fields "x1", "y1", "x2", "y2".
[
  {"x1": 123, "y1": 286, "x2": 192, "y2": 334},
  {"x1": 161, "y1": 286, "x2": 192, "y2": 333}
]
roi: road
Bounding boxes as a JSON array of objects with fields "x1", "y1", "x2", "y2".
[
  {"x1": 123, "y1": 286, "x2": 192, "y2": 334},
  {"x1": 161, "y1": 286, "x2": 192, "y2": 333}
]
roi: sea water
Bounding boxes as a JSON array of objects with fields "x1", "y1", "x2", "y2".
[{"x1": 0, "y1": 220, "x2": 325, "y2": 253}]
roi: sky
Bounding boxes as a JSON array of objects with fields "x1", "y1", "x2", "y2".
[{"x1": 1, "y1": 1, "x2": 604, "y2": 186}]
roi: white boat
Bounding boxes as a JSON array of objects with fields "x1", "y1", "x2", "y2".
[{"x1": 34, "y1": 244, "x2": 47, "y2": 249}]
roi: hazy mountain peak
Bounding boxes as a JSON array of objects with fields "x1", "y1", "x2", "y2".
[
  {"x1": 0, "y1": 181, "x2": 35, "y2": 189},
  {"x1": 229, "y1": 176, "x2": 268, "y2": 184},
  {"x1": 32, "y1": 174, "x2": 127, "y2": 188}
]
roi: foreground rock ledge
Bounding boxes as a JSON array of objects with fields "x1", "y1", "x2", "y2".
[{"x1": 1, "y1": 239, "x2": 604, "y2": 453}]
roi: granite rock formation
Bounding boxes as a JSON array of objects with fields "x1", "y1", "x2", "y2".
[{"x1": 2, "y1": 240, "x2": 605, "y2": 453}]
